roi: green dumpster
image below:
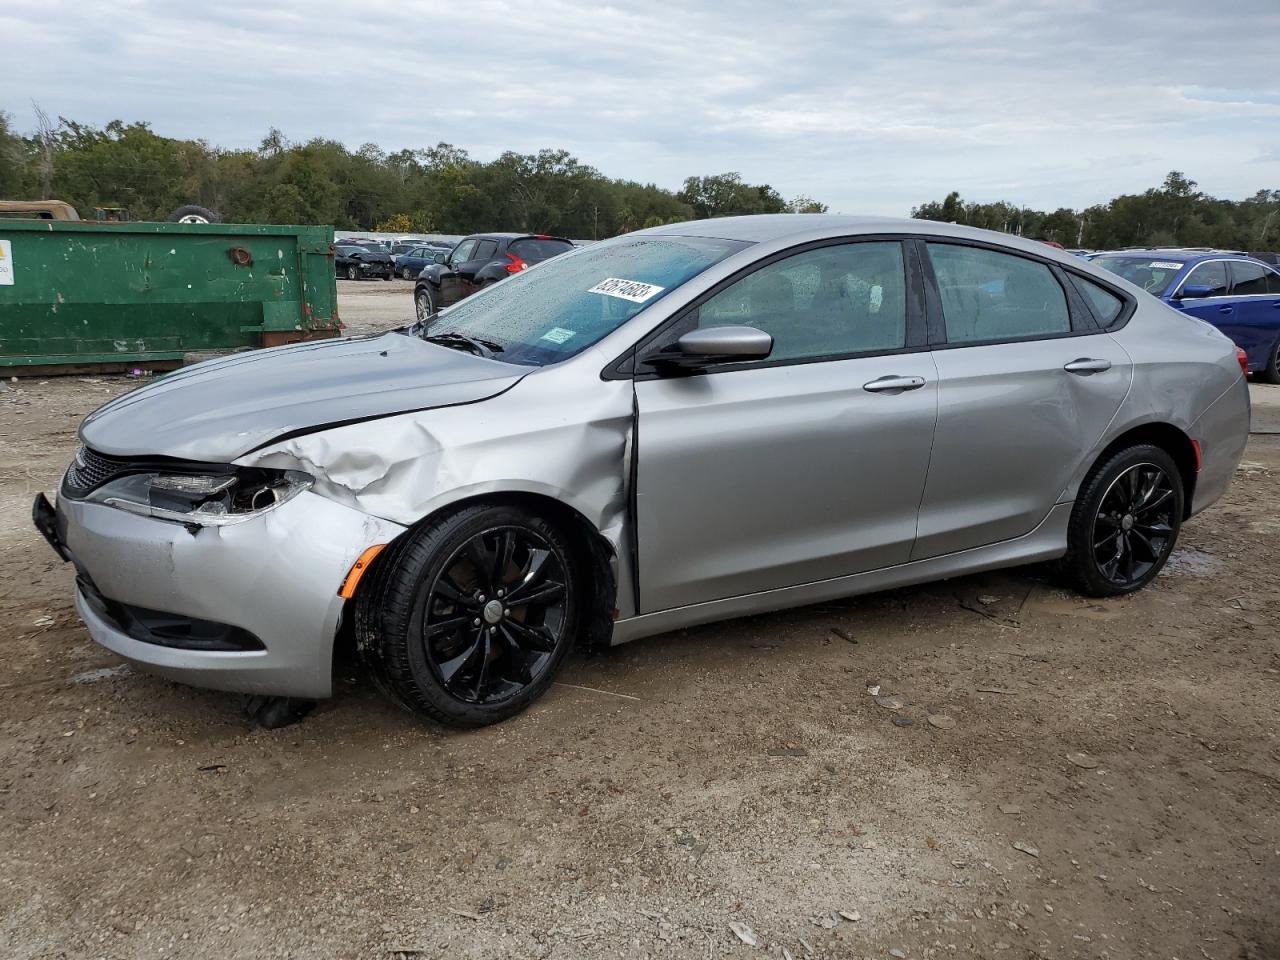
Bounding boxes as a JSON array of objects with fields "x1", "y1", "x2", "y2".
[{"x1": 0, "y1": 219, "x2": 340, "y2": 373}]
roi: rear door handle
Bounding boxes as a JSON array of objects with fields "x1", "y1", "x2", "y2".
[
  {"x1": 1064, "y1": 358, "x2": 1112, "y2": 375},
  {"x1": 863, "y1": 375, "x2": 926, "y2": 393}
]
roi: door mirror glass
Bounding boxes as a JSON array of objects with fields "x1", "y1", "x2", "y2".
[
  {"x1": 1176, "y1": 283, "x2": 1215, "y2": 300},
  {"x1": 433, "y1": 251, "x2": 447, "y2": 264}
]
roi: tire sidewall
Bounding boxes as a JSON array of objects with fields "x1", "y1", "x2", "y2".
[
  {"x1": 1067, "y1": 444, "x2": 1184, "y2": 597},
  {"x1": 415, "y1": 287, "x2": 434, "y2": 320}
]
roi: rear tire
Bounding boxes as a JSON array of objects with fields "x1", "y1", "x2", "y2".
[
  {"x1": 1060, "y1": 444, "x2": 1183, "y2": 597},
  {"x1": 168, "y1": 204, "x2": 219, "y2": 224},
  {"x1": 356, "y1": 504, "x2": 582, "y2": 727},
  {"x1": 1262, "y1": 338, "x2": 1280, "y2": 384}
]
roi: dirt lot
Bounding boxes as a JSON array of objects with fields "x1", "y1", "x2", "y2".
[{"x1": 2, "y1": 282, "x2": 1278, "y2": 959}]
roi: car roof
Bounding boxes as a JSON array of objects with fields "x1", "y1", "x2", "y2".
[
  {"x1": 635, "y1": 214, "x2": 1106, "y2": 266},
  {"x1": 462, "y1": 233, "x2": 572, "y2": 242},
  {"x1": 1093, "y1": 249, "x2": 1271, "y2": 268}
]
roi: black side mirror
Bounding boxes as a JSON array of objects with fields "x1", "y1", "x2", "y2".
[
  {"x1": 645, "y1": 325, "x2": 774, "y2": 374},
  {"x1": 434, "y1": 252, "x2": 447, "y2": 265}
]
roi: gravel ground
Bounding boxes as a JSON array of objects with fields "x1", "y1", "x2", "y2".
[{"x1": 1, "y1": 283, "x2": 1278, "y2": 959}]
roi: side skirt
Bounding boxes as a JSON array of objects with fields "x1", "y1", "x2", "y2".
[{"x1": 610, "y1": 502, "x2": 1071, "y2": 645}]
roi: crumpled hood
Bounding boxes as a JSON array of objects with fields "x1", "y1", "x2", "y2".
[{"x1": 80, "y1": 332, "x2": 525, "y2": 462}]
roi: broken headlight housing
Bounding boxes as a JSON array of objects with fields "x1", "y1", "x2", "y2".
[{"x1": 84, "y1": 467, "x2": 313, "y2": 526}]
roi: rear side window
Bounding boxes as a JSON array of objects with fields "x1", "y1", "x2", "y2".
[
  {"x1": 1181, "y1": 261, "x2": 1228, "y2": 297},
  {"x1": 927, "y1": 244, "x2": 1071, "y2": 344},
  {"x1": 1071, "y1": 275, "x2": 1125, "y2": 327},
  {"x1": 473, "y1": 239, "x2": 499, "y2": 261},
  {"x1": 1230, "y1": 260, "x2": 1280, "y2": 295},
  {"x1": 509, "y1": 238, "x2": 574, "y2": 262}
]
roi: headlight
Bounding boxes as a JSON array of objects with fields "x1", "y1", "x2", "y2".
[{"x1": 85, "y1": 468, "x2": 313, "y2": 526}]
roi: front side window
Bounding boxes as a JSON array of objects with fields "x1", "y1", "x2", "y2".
[
  {"x1": 928, "y1": 244, "x2": 1070, "y2": 343},
  {"x1": 672, "y1": 241, "x2": 908, "y2": 362},
  {"x1": 425, "y1": 235, "x2": 746, "y2": 366},
  {"x1": 1229, "y1": 260, "x2": 1279, "y2": 296},
  {"x1": 449, "y1": 239, "x2": 478, "y2": 265},
  {"x1": 1181, "y1": 261, "x2": 1228, "y2": 297}
]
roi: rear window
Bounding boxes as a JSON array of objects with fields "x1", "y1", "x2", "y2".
[
  {"x1": 1091, "y1": 256, "x2": 1185, "y2": 295},
  {"x1": 1071, "y1": 275, "x2": 1125, "y2": 326},
  {"x1": 509, "y1": 238, "x2": 574, "y2": 262}
]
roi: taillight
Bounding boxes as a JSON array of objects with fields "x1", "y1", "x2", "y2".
[
  {"x1": 505, "y1": 252, "x2": 527, "y2": 274},
  {"x1": 1237, "y1": 347, "x2": 1249, "y2": 375}
]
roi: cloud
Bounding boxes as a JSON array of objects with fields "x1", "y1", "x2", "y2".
[{"x1": 4, "y1": 0, "x2": 1279, "y2": 214}]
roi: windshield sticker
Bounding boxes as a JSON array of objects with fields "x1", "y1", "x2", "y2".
[
  {"x1": 1149, "y1": 261, "x2": 1183, "y2": 270},
  {"x1": 588, "y1": 277, "x2": 664, "y2": 303},
  {"x1": 540, "y1": 327, "x2": 577, "y2": 345}
]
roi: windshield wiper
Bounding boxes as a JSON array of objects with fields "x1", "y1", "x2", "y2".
[{"x1": 424, "y1": 332, "x2": 504, "y2": 359}]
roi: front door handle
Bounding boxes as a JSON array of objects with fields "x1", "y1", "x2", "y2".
[
  {"x1": 863, "y1": 375, "x2": 926, "y2": 393},
  {"x1": 1218, "y1": 306, "x2": 1233, "y2": 315},
  {"x1": 1064, "y1": 358, "x2": 1112, "y2": 375}
]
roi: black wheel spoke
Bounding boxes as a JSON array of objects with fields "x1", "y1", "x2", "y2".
[
  {"x1": 493, "y1": 530, "x2": 516, "y2": 587},
  {"x1": 503, "y1": 617, "x2": 558, "y2": 653},
  {"x1": 434, "y1": 574, "x2": 477, "y2": 608},
  {"x1": 465, "y1": 538, "x2": 495, "y2": 593},
  {"x1": 437, "y1": 627, "x2": 485, "y2": 691},
  {"x1": 1135, "y1": 488, "x2": 1173, "y2": 516},
  {"x1": 421, "y1": 524, "x2": 569, "y2": 706},
  {"x1": 425, "y1": 615, "x2": 472, "y2": 639},
  {"x1": 1094, "y1": 529, "x2": 1122, "y2": 551},
  {"x1": 1129, "y1": 530, "x2": 1159, "y2": 562},
  {"x1": 506, "y1": 549, "x2": 552, "y2": 604},
  {"x1": 1136, "y1": 520, "x2": 1173, "y2": 538}
]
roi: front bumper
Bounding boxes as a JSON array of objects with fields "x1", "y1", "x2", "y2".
[{"x1": 43, "y1": 489, "x2": 405, "y2": 698}]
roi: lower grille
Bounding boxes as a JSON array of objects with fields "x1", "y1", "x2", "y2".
[{"x1": 78, "y1": 577, "x2": 264, "y2": 652}]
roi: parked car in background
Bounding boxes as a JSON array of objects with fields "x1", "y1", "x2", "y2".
[
  {"x1": 1091, "y1": 249, "x2": 1280, "y2": 381},
  {"x1": 414, "y1": 233, "x2": 574, "y2": 318},
  {"x1": 335, "y1": 244, "x2": 393, "y2": 280},
  {"x1": 38, "y1": 215, "x2": 1250, "y2": 728},
  {"x1": 393, "y1": 244, "x2": 451, "y2": 280}
]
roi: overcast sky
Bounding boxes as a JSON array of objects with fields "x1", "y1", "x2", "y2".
[{"x1": 4, "y1": 0, "x2": 1278, "y2": 216}]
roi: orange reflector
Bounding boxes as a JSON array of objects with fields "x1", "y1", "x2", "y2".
[
  {"x1": 1191, "y1": 439, "x2": 1202, "y2": 472},
  {"x1": 338, "y1": 544, "x2": 386, "y2": 599}
]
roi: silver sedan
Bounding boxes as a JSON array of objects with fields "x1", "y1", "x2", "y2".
[{"x1": 35, "y1": 215, "x2": 1251, "y2": 727}]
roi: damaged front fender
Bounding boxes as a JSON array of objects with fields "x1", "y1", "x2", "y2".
[{"x1": 237, "y1": 357, "x2": 638, "y2": 617}]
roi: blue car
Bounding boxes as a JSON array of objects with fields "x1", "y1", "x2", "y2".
[
  {"x1": 392, "y1": 244, "x2": 451, "y2": 281},
  {"x1": 1092, "y1": 249, "x2": 1280, "y2": 382}
]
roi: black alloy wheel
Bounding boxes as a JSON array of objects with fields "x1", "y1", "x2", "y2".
[
  {"x1": 1091, "y1": 462, "x2": 1177, "y2": 588},
  {"x1": 420, "y1": 526, "x2": 570, "y2": 704},
  {"x1": 356, "y1": 503, "x2": 581, "y2": 727},
  {"x1": 1263, "y1": 337, "x2": 1280, "y2": 384},
  {"x1": 1062, "y1": 443, "x2": 1183, "y2": 597}
]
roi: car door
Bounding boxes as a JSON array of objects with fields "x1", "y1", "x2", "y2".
[
  {"x1": 633, "y1": 239, "x2": 939, "y2": 613},
  {"x1": 455, "y1": 238, "x2": 500, "y2": 297},
  {"x1": 912, "y1": 241, "x2": 1133, "y2": 559},
  {"x1": 1225, "y1": 259, "x2": 1280, "y2": 369},
  {"x1": 438, "y1": 239, "x2": 478, "y2": 305},
  {"x1": 1171, "y1": 260, "x2": 1233, "y2": 337}
]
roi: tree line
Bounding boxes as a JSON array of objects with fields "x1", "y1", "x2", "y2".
[
  {"x1": 3, "y1": 112, "x2": 1275, "y2": 249},
  {"x1": 913, "y1": 172, "x2": 1280, "y2": 251},
  {"x1": 0, "y1": 111, "x2": 825, "y2": 238}
]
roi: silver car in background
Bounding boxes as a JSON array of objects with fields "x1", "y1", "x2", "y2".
[{"x1": 35, "y1": 215, "x2": 1250, "y2": 727}]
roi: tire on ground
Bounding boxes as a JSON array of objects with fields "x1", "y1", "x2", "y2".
[
  {"x1": 355, "y1": 503, "x2": 582, "y2": 727},
  {"x1": 1059, "y1": 442, "x2": 1183, "y2": 598}
]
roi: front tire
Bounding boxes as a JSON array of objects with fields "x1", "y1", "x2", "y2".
[
  {"x1": 346, "y1": 265, "x2": 360, "y2": 280},
  {"x1": 356, "y1": 504, "x2": 581, "y2": 727},
  {"x1": 1061, "y1": 444, "x2": 1183, "y2": 597},
  {"x1": 415, "y1": 286, "x2": 436, "y2": 321},
  {"x1": 402, "y1": 266, "x2": 414, "y2": 280}
]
